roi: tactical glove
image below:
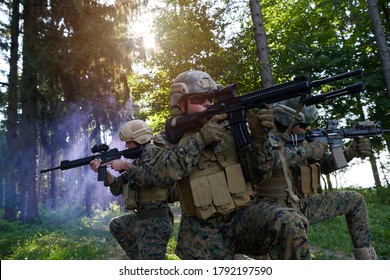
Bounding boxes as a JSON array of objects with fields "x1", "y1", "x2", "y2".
[
  {"x1": 305, "y1": 142, "x2": 328, "y2": 161},
  {"x1": 246, "y1": 104, "x2": 274, "y2": 140},
  {"x1": 199, "y1": 113, "x2": 227, "y2": 146},
  {"x1": 346, "y1": 138, "x2": 372, "y2": 159}
]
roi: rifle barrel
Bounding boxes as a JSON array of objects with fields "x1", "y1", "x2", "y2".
[
  {"x1": 40, "y1": 166, "x2": 61, "y2": 173},
  {"x1": 304, "y1": 83, "x2": 364, "y2": 105},
  {"x1": 310, "y1": 69, "x2": 362, "y2": 88}
]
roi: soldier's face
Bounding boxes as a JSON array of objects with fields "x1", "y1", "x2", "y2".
[
  {"x1": 187, "y1": 101, "x2": 210, "y2": 114},
  {"x1": 292, "y1": 123, "x2": 310, "y2": 134},
  {"x1": 178, "y1": 97, "x2": 212, "y2": 114},
  {"x1": 125, "y1": 141, "x2": 138, "y2": 149}
]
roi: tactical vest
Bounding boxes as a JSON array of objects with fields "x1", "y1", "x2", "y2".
[
  {"x1": 177, "y1": 130, "x2": 252, "y2": 220},
  {"x1": 123, "y1": 184, "x2": 169, "y2": 210},
  {"x1": 254, "y1": 160, "x2": 321, "y2": 208},
  {"x1": 122, "y1": 157, "x2": 170, "y2": 210}
]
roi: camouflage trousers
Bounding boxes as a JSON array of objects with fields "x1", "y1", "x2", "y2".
[
  {"x1": 109, "y1": 209, "x2": 173, "y2": 259},
  {"x1": 175, "y1": 198, "x2": 309, "y2": 260},
  {"x1": 300, "y1": 191, "x2": 371, "y2": 248}
]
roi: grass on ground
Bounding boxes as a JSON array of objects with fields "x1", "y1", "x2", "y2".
[{"x1": 1, "y1": 188, "x2": 389, "y2": 260}]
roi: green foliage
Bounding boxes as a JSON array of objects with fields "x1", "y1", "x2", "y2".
[
  {"x1": 128, "y1": 71, "x2": 172, "y2": 132},
  {"x1": 1, "y1": 189, "x2": 389, "y2": 260},
  {"x1": 11, "y1": 231, "x2": 108, "y2": 260},
  {"x1": 0, "y1": 204, "x2": 120, "y2": 260},
  {"x1": 166, "y1": 235, "x2": 181, "y2": 260},
  {"x1": 308, "y1": 215, "x2": 354, "y2": 259},
  {"x1": 151, "y1": 0, "x2": 227, "y2": 79},
  {"x1": 129, "y1": 0, "x2": 236, "y2": 131},
  {"x1": 376, "y1": 185, "x2": 390, "y2": 205},
  {"x1": 0, "y1": 217, "x2": 47, "y2": 258}
]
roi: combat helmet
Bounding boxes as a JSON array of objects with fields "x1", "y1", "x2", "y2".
[
  {"x1": 119, "y1": 119, "x2": 153, "y2": 144},
  {"x1": 170, "y1": 70, "x2": 217, "y2": 107},
  {"x1": 272, "y1": 97, "x2": 318, "y2": 127}
]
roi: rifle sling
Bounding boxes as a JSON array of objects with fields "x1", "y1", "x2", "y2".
[
  {"x1": 274, "y1": 99, "x2": 305, "y2": 203},
  {"x1": 277, "y1": 149, "x2": 300, "y2": 203}
]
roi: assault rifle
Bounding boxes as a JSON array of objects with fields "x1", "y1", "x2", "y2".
[
  {"x1": 165, "y1": 69, "x2": 364, "y2": 152},
  {"x1": 280, "y1": 120, "x2": 390, "y2": 169},
  {"x1": 40, "y1": 144, "x2": 145, "y2": 181}
]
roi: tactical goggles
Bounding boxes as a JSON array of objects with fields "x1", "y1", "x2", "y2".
[
  {"x1": 183, "y1": 94, "x2": 214, "y2": 105},
  {"x1": 299, "y1": 123, "x2": 310, "y2": 129}
]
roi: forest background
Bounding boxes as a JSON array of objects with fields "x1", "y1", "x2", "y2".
[{"x1": 0, "y1": 0, "x2": 390, "y2": 260}]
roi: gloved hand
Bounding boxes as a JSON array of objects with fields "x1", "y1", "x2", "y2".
[
  {"x1": 199, "y1": 113, "x2": 227, "y2": 146},
  {"x1": 346, "y1": 138, "x2": 372, "y2": 159},
  {"x1": 305, "y1": 142, "x2": 328, "y2": 161},
  {"x1": 246, "y1": 104, "x2": 274, "y2": 140}
]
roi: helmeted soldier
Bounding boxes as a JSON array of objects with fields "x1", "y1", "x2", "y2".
[
  {"x1": 127, "y1": 70, "x2": 311, "y2": 259},
  {"x1": 90, "y1": 119, "x2": 177, "y2": 259},
  {"x1": 252, "y1": 97, "x2": 377, "y2": 260}
]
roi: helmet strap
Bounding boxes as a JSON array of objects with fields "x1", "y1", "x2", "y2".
[{"x1": 177, "y1": 100, "x2": 189, "y2": 115}]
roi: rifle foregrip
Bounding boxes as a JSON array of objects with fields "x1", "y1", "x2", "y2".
[{"x1": 97, "y1": 166, "x2": 106, "y2": 181}]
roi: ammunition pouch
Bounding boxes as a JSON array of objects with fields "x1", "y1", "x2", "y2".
[
  {"x1": 178, "y1": 131, "x2": 251, "y2": 221},
  {"x1": 123, "y1": 185, "x2": 137, "y2": 210},
  {"x1": 182, "y1": 164, "x2": 251, "y2": 220},
  {"x1": 293, "y1": 163, "x2": 321, "y2": 197}
]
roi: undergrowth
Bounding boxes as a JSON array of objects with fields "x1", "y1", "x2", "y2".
[{"x1": 1, "y1": 188, "x2": 389, "y2": 260}]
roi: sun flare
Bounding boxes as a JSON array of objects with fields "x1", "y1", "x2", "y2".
[{"x1": 129, "y1": 13, "x2": 156, "y2": 50}]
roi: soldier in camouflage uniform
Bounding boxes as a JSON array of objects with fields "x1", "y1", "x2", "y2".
[
  {"x1": 127, "y1": 70, "x2": 312, "y2": 259},
  {"x1": 250, "y1": 97, "x2": 377, "y2": 260},
  {"x1": 90, "y1": 120, "x2": 177, "y2": 259}
]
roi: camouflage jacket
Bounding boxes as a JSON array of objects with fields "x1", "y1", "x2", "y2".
[
  {"x1": 104, "y1": 142, "x2": 175, "y2": 209},
  {"x1": 269, "y1": 130, "x2": 344, "y2": 175},
  {"x1": 104, "y1": 170, "x2": 129, "y2": 196},
  {"x1": 127, "y1": 127, "x2": 274, "y2": 189}
]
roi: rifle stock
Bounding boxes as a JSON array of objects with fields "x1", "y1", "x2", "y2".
[
  {"x1": 40, "y1": 144, "x2": 145, "y2": 181},
  {"x1": 165, "y1": 69, "x2": 364, "y2": 151}
]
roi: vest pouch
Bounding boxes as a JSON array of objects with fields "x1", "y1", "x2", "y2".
[
  {"x1": 190, "y1": 176, "x2": 217, "y2": 220},
  {"x1": 298, "y1": 165, "x2": 312, "y2": 197},
  {"x1": 294, "y1": 164, "x2": 321, "y2": 198},
  {"x1": 208, "y1": 171, "x2": 235, "y2": 215},
  {"x1": 123, "y1": 185, "x2": 137, "y2": 210},
  {"x1": 178, "y1": 178, "x2": 197, "y2": 216},
  {"x1": 246, "y1": 182, "x2": 254, "y2": 197},
  {"x1": 310, "y1": 163, "x2": 321, "y2": 194},
  {"x1": 225, "y1": 164, "x2": 251, "y2": 207}
]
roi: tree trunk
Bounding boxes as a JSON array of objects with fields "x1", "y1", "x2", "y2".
[
  {"x1": 366, "y1": 0, "x2": 390, "y2": 99},
  {"x1": 49, "y1": 153, "x2": 57, "y2": 209},
  {"x1": 4, "y1": 0, "x2": 21, "y2": 221},
  {"x1": 369, "y1": 154, "x2": 381, "y2": 186},
  {"x1": 249, "y1": 0, "x2": 273, "y2": 88},
  {"x1": 325, "y1": 174, "x2": 333, "y2": 190},
  {"x1": 19, "y1": 0, "x2": 40, "y2": 222},
  {"x1": 85, "y1": 182, "x2": 93, "y2": 217}
]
